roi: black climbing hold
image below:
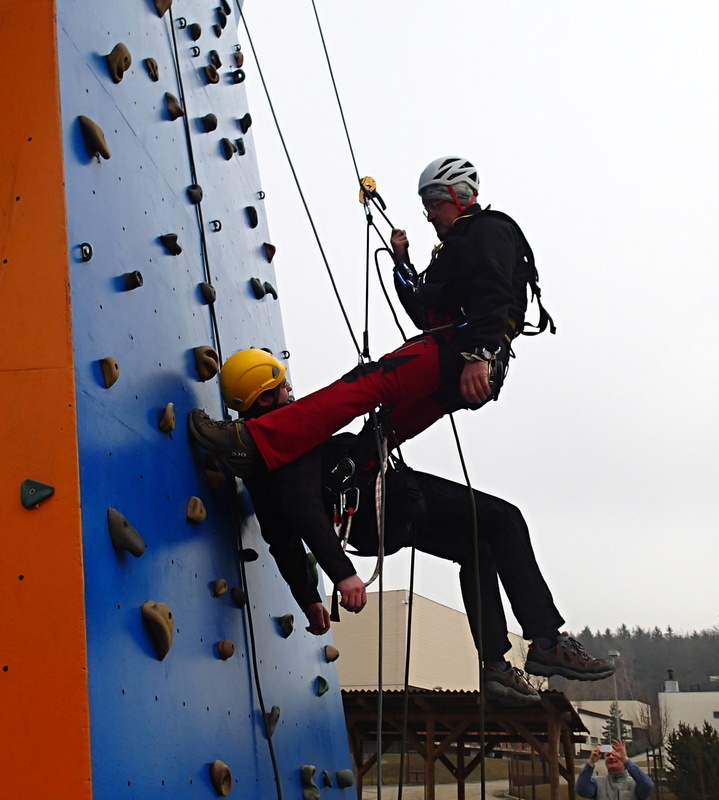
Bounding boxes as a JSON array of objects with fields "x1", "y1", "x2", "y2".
[
  {"x1": 316, "y1": 676, "x2": 329, "y2": 696},
  {"x1": 232, "y1": 69, "x2": 245, "y2": 85},
  {"x1": 154, "y1": 0, "x2": 172, "y2": 18},
  {"x1": 245, "y1": 207, "x2": 258, "y2": 229},
  {"x1": 201, "y1": 113, "x2": 218, "y2": 133},
  {"x1": 165, "y1": 93, "x2": 184, "y2": 121},
  {"x1": 205, "y1": 65, "x2": 220, "y2": 84},
  {"x1": 20, "y1": 479, "x2": 55, "y2": 509},
  {"x1": 322, "y1": 771, "x2": 333, "y2": 788},
  {"x1": 190, "y1": 46, "x2": 200, "y2": 58},
  {"x1": 159, "y1": 233, "x2": 182, "y2": 255},
  {"x1": 336, "y1": 770, "x2": 355, "y2": 789},
  {"x1": 210, "y1": 220, "x2": 222, "y2": 232},
  {"x1": 263, "y1": 282, "x2": 278, "y2": 300},
  {"x1": 144, "y1": 58, "x2": 159, "y2": 81},
  {"x1": 187, "y1": 184, "x2": 203, "y2": 204},
  {"x1": 257, "y1": 191, "x2": 266, "y2": 200},
  {"x1": 189, "y1": 22, "x2": 202, "y2": 40},
  {"x1": 221, "y1": 138, "x2": 237, "y2": 160},
  {"x1": 123, "y1": 270, "x2": 143, "y2": 290},
  {"x1": 106, "y1": 43, "x2": 132, "y2": 84},
  {"x1": 213, "y1": 24, "x2": 222, "y2": 38},
  {"x1": 279, "y1": 350, "x2": 290, "y2": 360},
  {"x1": 107, "y1": 508, "x2": 146, "y2": 557},
  {"x1": 250, "y1": 278, "x2": 265, "y2": 299},
  {"x1": 230, "y1": 587, "x2": 247, "y2": 608},
  {"x1": 199, "y1": 282, "x2": 216, "y2": 304},
  {"x1": 238, "y1": 113, "x2": 252, "y2": 133},
  {"x1": 263, "y1": 243, "x2": 276, "y2": 262},
  {"x1": 264, "y1": 706, "x2": 280, "y2": 738},
  {"x1": 221, "y1": 0, "x2": 231, "y2": 14},
  {"x1": 234, "y1": 51, "x2": 244, "y2": 68},
  {"x1": 209, "y1": 50, "x2": 222, "y2": 68},
  {"x1": 78, "y1": 115, "x2": 111, "y2": 160},
  {"x1": 194, "y1": 346, "x2": 219, "y2": 381},
  {"x1": 79, "y1": 242, "x2": 93, "y2": 262},
  {"x1": 240, "y1": 548, "x2": 259, "y2": 563},
  {"x1": 277, "y1": 613, "x2": 294, "y2": 638},
  {"x1": 217, "y1": 8, "x2": 227, "y2": 29},
  {"x1": 236, "y1": 138, "x2": 246, "y2": 156},
  {"x1": 176, "y1": 16, "x2": 187, "y2": 28},
  {"x1": 99, "y1": 356, "x2": 120, "y2": 388}
]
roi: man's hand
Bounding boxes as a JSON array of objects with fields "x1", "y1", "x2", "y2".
[
  {"x1": 460, "y1": 359, "x2": 492, "y2": 405},
  {"x1": 588, "y1": 746, "x2": 601, "y2": 766},
  {"x1": 304, "y1": 602, "x2": 331, "y2": 635},
  {"x1": 612, "y1": 739, "x2": 628, "y2": 763},
  {"x1": 337, "y1": 575, "x2": 367, "y2": 613},
  {"x1": 390, "y1": 228, "x2": 410, "y2": 264}
]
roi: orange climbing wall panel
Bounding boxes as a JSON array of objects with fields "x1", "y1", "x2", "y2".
[{"x1": 0, "y1": 2, "x2": 92, "y2": 797}]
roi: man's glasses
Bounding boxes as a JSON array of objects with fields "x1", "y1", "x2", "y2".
[{"x1": 422, "y1": 199, "x2": 448, "y2": 218}]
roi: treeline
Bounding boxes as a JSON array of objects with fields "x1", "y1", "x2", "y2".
[{"x1": 552, "y1": 626, "x2": 719, "y2": 704}]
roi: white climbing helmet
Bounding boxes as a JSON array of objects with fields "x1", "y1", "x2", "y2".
[{"x1": 417, "y1": 157, "x2": 480, "y2": 195}]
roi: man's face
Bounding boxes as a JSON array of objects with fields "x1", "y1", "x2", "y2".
[
  {"x1": 276, "y1": 378, "x2": 293, "y2": 407},
  {"x1": 423, "y1": 199, "x2": 461, "y2": 240},
  {"x1": 604, "y1": 751, "x2": 625, "y2": 773}
]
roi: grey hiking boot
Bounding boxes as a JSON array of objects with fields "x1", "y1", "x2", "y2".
[
  {"x1": 188, "y1": 409, "x2": 260, "y2": 478},
  {"x1": 483, "y1": 664, "x2": 541, "y2": 707},
  {"x1": 524, "y1": 633, "x2": 615, "y2": 681}
]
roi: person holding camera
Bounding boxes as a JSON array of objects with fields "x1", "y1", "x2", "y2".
[{"x1": 576, "y1": 739, "x2": 654, "y2": 799}]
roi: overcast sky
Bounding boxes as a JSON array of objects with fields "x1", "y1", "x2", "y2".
[{"x1": 238, "y1": 0, "x2": 719, "y2": 637}]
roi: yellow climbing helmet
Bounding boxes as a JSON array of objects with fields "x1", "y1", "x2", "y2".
[{"x1": 219, "y1": 349, "x2": 286, "y2": 412}]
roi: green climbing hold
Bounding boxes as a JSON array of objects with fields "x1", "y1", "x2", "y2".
[
  {"x1": 106, "y1": 43, "x2": 132, "y2": 83},
  {"x1": 277, "y1": 613, "x2": 294, "y2": 638},
  {"x1": 300, "y1": 766, "x2": 320, "y2": 800},
  {"x1": 20, "y1": 479, "x2": 55, "y2": 509},
  {"x1": 316, "y1": 676, "x2": 329, "y2": 696},
  {"x1": 78, "y1": 116, "x2": 111, "y2": 160},
  {"x1": 107, "y1": 508, "x2": 146, "y2": 557},
  {"x1": 165, "y1": 93, "x2": 184, "y2": 121},
  {"x1": 335, "y1": 770, "x2": 355, "y2": 789}
]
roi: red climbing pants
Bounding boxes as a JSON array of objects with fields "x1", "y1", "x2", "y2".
[{"x1": 245, "y1": 336, "x2": 464, "y2": 471}]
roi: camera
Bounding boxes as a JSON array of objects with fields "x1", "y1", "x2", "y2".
[{"x1": 599, "y1": 744, "x2": 613, "y2": 753}]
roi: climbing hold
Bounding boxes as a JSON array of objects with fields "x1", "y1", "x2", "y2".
[
  {"x1": 217, "y1": 640, "x2": 235, "y2": 660},
  {"x1": 190, "y1": 46, "x2": 201, "y2": 58},
  {"x1": 159, "y1": 233, "x2": 182, "y2": 255},
  {"x1": 106, "y1": 43, "x2": 132, "y2": 83},
  {"x1": 234, "y1": 51, "x2": 244, "y2": 68},
  {"x1": 235, "y1": 138, "x2": 246, "y2": 156},
  {"x1": 264, "y1": 705, "x2": 280, "y2": 737},
  {"x1": 250, "y1": 277, "x2": 265, "y2": 299},
  {"x1": 210, "y1": 220, "x2": 222, "y2": 232},
  {"x1": 300, "y1": 766, "x2": 320, "y2": 800},
  {"x1": 186, "y1": 496, "x2": 207, "y2": 522},
  {"x1": 99, "y1": 357, "x2": 119, "y2": 388},
  {"x1": 158, "y1": 403, "x2": 176, "y2": 433},
  {"x1": 221, "y1": 0, "x2": 232, "y2": 14},
  {"x1": 201, "y1": 113, "x2": 218, "y2": 132},
  {"x1": 193, "y1": 345, "x2": 219, "y2": 381},
  {"x1": 145, "y1": 58, "x2": 159, "y2": 81},
  {"x1": 238, "y1": 113, "x2": 252, "y2": 133},
  {"x1": 221, "y1": 138, "x2": 237, "y2": 160},
  {"x1": 141, "y1": 601, "x2": 174, "y2": 660},
  {"x1": 316, "y1": 676, "x2": 329, "y2": 696},
  {"x1": 205, "y1": 453, "x2": 226, "y2": 488},
  {"x1": 187, "y1": 184, "x2": 203, "y2": 204},
  {"x1": 324, "y1": 645, "x2": 340, "y2": 663},
  {"x1": 165, "y1": 92, "x2": 184, "y2": 121},
  {"x1": 263, "y1": 243, "x2": 276, "y2": 262},
  {"x1": 217, "y1": 8, "x2": 227, "y2": 28},
  {"x1": 107, "y1": 508, "x2": 146, "y2": 557},
  {"x1": 209, "y1": 50, "x2": 222, "y2": 68},
  {"x1": 212, "y1": 24, "x2": 222, "y2": 38},
  {"x1": 122, "y1": 270, "x2": 143, "y2": 290},
  {"x1": 322, "y1": 771, "x2": 333, "y2": 788},
  {"x1": 230, "y1": 587, "x2": 247, "y2": 608},
  {"x1": 176, "y1": 16, "x2": 187, "y2": 28},
  {"x1": 79, "y1": 242, "x2": 93, "y2": 262},
  {"x1": 263, "y1": 281, "x2": 278, "y2": 300},
  {"x1": 240, "y1": 549, "x2": 258, "y2": 563},
  {"x1": 205, "y1": 65, "x2": 220, "y2": 84},
  {"x1": 232, "y1": 69, "x2": 245, "y2": 84},
  {"x1": 257, "y1": 191, "x2": 266, "y2": 200},
  {"x1": 209, "y1": 760, "x2": 232, "y2": 797},
  {"x1": 189, "y1": 22, "x2": 202, "y2": 40},
  {"x1": 277, "y1": 613, "x2": 294, "y2": 639},
  {"x1": 20, "y1": 479, "x2": 55, "y2": 509},
  {"x1": 199, "y1": 282, "x2": 217, "y2": 305},
  {"x1": 335, "y1": 770, "x2": 355, "y2": 789},
  {"x1": 154, "y1": 0, "x2": 172, "y2": 17},
  {"x1": 78, "y1": 116, "x2": 111, "y2": 160},
  {"x1": 213, "y1": 579, "x2": 228, "y2": 597},
  {"x1": 245, "y1": 207, "x2": 258, "y2": 228}
]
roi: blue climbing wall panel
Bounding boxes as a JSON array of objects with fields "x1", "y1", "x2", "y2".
[{"x1": 57, "y1": 0, "x2": 352, "y2": 796}]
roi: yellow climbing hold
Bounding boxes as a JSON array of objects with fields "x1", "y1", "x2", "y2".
[
  {"x1": 213, "y1": 579, "x2": 228, "y2": 597},
  {"x1": 99, "y1": 357, "x2": 119, "y2": 388},
  {"x1": 209, "y1": 760, "x2": 232, "y2": 797},
  {"x1": 141, "y1": 601, "x2": 174, "y2": 660},
  {"x1": 324, "y1": 645, "x2": 340, "y2": 663},
  {"x1": 194, "y1": 346, "x2": 219, "y2": 381},
  {"x1": 278, "y1": 613, "x2": 294, "y2": 638},
  {"x1": 106, "y1": 43, "x2": 132, "y2": 83},
  {"x1": 186, "y1": 496, "x2": 207, "y2": 522},
  {"x1": 158, "y1": 403, "x2": 176, "y2": 433}
]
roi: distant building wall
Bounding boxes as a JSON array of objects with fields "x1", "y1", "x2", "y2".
[{"x1": 659, "y1": 690, "x2": 719, "y2": 734}]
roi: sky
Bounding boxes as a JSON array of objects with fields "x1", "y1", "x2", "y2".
[{"x1": 237, "y1": 0, "x2": 719, "y2": 637}]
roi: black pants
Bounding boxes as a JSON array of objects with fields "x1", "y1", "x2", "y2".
[{"x1": 347, "y1": 467, "x2": 564, "y2": 662}]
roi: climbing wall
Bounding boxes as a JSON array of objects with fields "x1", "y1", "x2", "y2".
[{"x1": 1, "y1": 1, "x2": 352, "y2": 798}]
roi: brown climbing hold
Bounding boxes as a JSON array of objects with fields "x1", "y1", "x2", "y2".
[
  {"x1": 217, "y1": 640, "x2": 235, "y2": 660},
  {"x1": 78, "y1": 116, "x2": 111, "y2": 160},
  {"x1": 245, "y1": 207, "x2": 258, "y2": 229},
  {"x1": 263, "y1": 282, "x2": 278, "y2": 300},
  {"x1": 217, "y1": 8, "x2": 227, "y2": 28},
  {"x1": 200, "y1": 282, "x2": 216, "y2": 304},
  {"x1": 278, "y1": 613, "x2": 294, "y2": 638},
  {"x1": 145, "y1": 58, "x2": 159, "y2": 81},
  {"x1": 250, "y1": 277, "x2": 265, "y2": 299},
  {"x1": 165, "y1": 92, "x2": 184, "y2": 121},
  {"x1": 189, "y1": 22, "x2": 202, "y2": 41},
  {"x1": 158, "y1": 403, "x2": 176, "y2": 433},
  {"x1": 205, "y1": 65, "x2": 220, "y2": 85},
  {"x1": 186, "y1": 496, "x2": 207, "y2": 522},
  {"x1": 193, "y1": 345, "x2": 219, "y2": 381},
  {"x1": 264, "y1": 705, "x2": 280, "y2": 737},
  {"x1": 209, "y1": 50, "x2": 222, "y2": 68},
  {"x1": 324, "y1": 645, "x2": 340, "y2": 663},
  {"x1": 107, "y1": 508, "x2": 146, "y2": 557},
  {"x1": 159, "y1": 233, "x2": 182, "y2": 255},
  {"x1": 221, "y1": 138, "x2": 237, "y2": 160},
  {"x1": 230, "y1": 587, "x2": 247, "y2": 608},
  {"x1": 335, "y1": 769, "x2": 355, "y2": 788},
  {"x1": 300, "y1": 766, "x2": 320, "y2": 800},
  {"x1": 99, "y1": 357, "x2": 119, "y2": 388},
  {"x1": 154, "y1": 0, "x2": 172, "y2": 17},
  {"x1": 202, "y1": 113, "x2": 218, "y2": 132},
  {"x1": 187, "y1": 184, "x2": 203, "y2": 204},
  {"x1": 106, "y1": 43, "x2": 132, "y2": 83},
  {"x1": 316, "y1": 676, "x2": 329, "y2": 696},
  {"x1": 209, "y1": 760, "x2": 232, "y2": 797},
  {"x1": 212, "y1": 23, "x2": 222, "y2": 38},
  {"x1": 141, "y1": 601, "x2": 174, "y2": 660},
  {"x1": 213, "y1": 579, "x2": 228, "y2": 597},
  {"x1": 234, "y1": 51, "x2": 244, "y2": 68},
  {"x1": 221, "y1": 0, "x2": 232, "y2": 14},
  {"x1": 239, "y1": 112, "x2": 252, "y2": 133},
  {"x1": 263, "y1": 243, "x2": 276, "y2": 262}
]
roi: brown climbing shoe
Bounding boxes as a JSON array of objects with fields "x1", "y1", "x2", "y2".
[
  {"x1": 483, "y1": 664, "x2": 541, "y2": 707},
  {"x1": 188, "y1": 409, "x2": 260, "y2": 478},
  {"x1": 524, "y1": 633, "x2": 615, "y2": 681}
]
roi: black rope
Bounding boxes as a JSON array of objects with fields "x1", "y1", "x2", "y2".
[{"x1": 396, "y1": 530, "x2": 417, "y2": 800}]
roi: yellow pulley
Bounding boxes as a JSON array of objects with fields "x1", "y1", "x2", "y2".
[{"x1": 359, "y1": 176, "x2": 376, "y2": 205}]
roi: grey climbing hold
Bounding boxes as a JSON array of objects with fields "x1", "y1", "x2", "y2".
[
  {"x1": 107, "y1": 508, "x2": 146, "y2": 557},
  {"x1": 20, "y1": 479, "x2": 55, "y2": 509},
  {"x1": 213, "y1": 579, "x2": 228, "y2": 597},
  {"x1": 165, "y1": 93, "x2": 184, "y2": 121},
  {"x1": 217, "y1": 640, "x2": 235, "y2": 660},
  {"x1": 250, "y1": 278, "x2": 265, "y2": 299},
  {"x1": 187, "y1": 184, "x2": 203, "y2": 204},
  {"x1": 316, "y1": 676, "x2": 329, "y2": 696},
  {"x1": 263, "y1": 281, "x2": 278, "y2": 300},
  {"x1": 232, "y1": 69, "x2": 245, "y2": 84},
  {"x1": 245, "y1": 207, "x2": 258, "y2": 229},
  {"x1": 106, "y1": 43, "x2": 132, "y2": 83},
  {"x1": 322, "y1": 771, "x2": 333, "y2": 788},
  {"x1": 324, "y1": 645, "x2": 340, "y2": 663},
  {"x1": 209, "y1": 50, "x2": 222, "y2": 68},
  {"x1": 78, "y1": 116, "x2": 111, "y2": 160},
  {"x1": 186, "y1": 496, "x2": 207, "y2": 522},
  {"x1": 234, "y1": 51, "x2": 244, "y2": 68},
  {"x1": 201, "y1": 113, "x2": 218, "y2": 132},
  {"x1": 159, "y1": 233, "x2": 182, "y2": 255},
  {"x1": 264, "y1": 705, "x2": 280, "y2": 738},
  {"x1": 141, "y1": 601, "x2": 174, "y2": 660},
  {"x1": 300, "y1": 766, "x2": 320, "y2": 800},
  {"x1": 205, "y1": 65, "x2": 220, "y2": 85},
  {"x1": 145, "y1": 58, "x2": 159, "y2": 81},
  {"x1": 236, "y1": 138, "x2": 246, "y2": 156},
  {"x1": 99, "y1": 357, "x2": 119, "y2": 388},
  {"x1": 335, "y1": 770, "x2": 355, "y2": 789},
  {"x1": 199, "y1": 282, "x2": 216, "y2": 304},
  {"x1": 158, "y1": 403, "x2": 176, "y2": 433},
  {"x1": 217, "y1": 8, "x2": 227, "y2": 28},
  {"x1": 240, "y1": 549, "x2": 258, "y2": 562},
  {"x1": 277, "y1": 613, "x2": 294, "y2": 639},
  {"x1": 221, "y1": 138, "x2": 237, "y2": 160},
  {"x1": 189, "y1": 22, "x2": 202, "y2": 41},
  {"x1": 209, "y1": 760, "x2": 232, "y2": 797},
  {"x1": 193, "y1": 345, "x2": 219, "y2": 381},
  {"x1": 263, "y1": 243, "x2": 276, "y2": 262},
  {"x1": 123, "y1": 270, "x2": 143, "y2": 290},
  {"x1": 230, "y1": 587, "x2": 247, "y2": 608},
  {"x1": 154, "y1": 0, "x2": 172, "y2": 17},
  {"x1": 238, "y1": 113, "x2": 252, "y2": 133}
]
